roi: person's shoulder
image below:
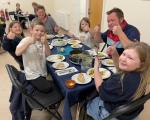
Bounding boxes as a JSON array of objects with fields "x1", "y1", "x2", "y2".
[
  {"x1": 124, "y1": 71, "x2": 140, "y2": 81},
  {"x1": 125, "y1": 24, "x2": 139, "y2": 32}
]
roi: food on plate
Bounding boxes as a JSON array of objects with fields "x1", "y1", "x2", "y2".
[
  {"x1": 68, "y1": 40, "x2": 81, "y2": 44},
  {"x1": 71, "y1": 44, "x2": 80, "y2": 48},
  {"x1": 77, "y1": 73, "x2": 85, "y2": 83},
  {"x1": 97, "y1": 52, "x2": 107, "y2": 58},
  {"x1": 60, "y1": 47, "x2": 65, "y2": 52},
  {"x1": 56, "y1": 63, "x2": 65, "y2": 69},
  {"x1": 88, "y1": 69, "x2": 94, "y2": 76},
  {"x1": 56, "y1": 55, "x2": 63, "y2": 60},
  {"x1": 106, "y1": 59, "x2": 114, "y2": 65},
  {"x1": 99, "y1": 70, "x2": 105, "y2": 76}
]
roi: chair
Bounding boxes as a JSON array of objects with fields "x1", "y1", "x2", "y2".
[
  {"x1": 80, "y1": 91, "x2": 150, "y2": 120},
  {"x1": 6, "y1": 64, "x2": 64, "y2": 120},
  {"x1": 8, "y1": 11, "x2": 15, "y2": 21}
]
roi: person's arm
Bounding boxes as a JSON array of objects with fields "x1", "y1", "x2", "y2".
[
  {"x1": 113, "y1": 25, "x2": 134, "y2": 48},
  {"x1": 41, "y1": 35, "x2": 51, "y2": 57},
  {"x1": 107, "y1": 46, "x2": 119, "y2": 69},
  {"x1": 93, "y1": 25, "x2": 103, "y2": 43},
  {"x1": 94, "y1": 56, "x2": 103, "y2": 91},
  {"x1": 15, "y1": 37, "x2": 34, "y2": 56}
]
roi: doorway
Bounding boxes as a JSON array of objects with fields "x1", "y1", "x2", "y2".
[{"x1": 88, "y1": 0, "x2": 103, "y2": 29}]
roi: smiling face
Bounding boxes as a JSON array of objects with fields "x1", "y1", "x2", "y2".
[
  {"x1": 10, "y1": 23, "x2": 22, "y2": 35},
  {"x1": 119, "y1": 48, "x2": 141, "y2": 72},
  {"x1": 107, "y1": 12, "x2": 123, "y2": 31},
  {"x1": 36, "y1": 8, "x2": 46, "y2": 20},
  {"x1": 80, "y1": 20, "x2": 89, "y2": 31},
  {"x1": 31, "y1": 25, "x2": 45, "y2": 40}
]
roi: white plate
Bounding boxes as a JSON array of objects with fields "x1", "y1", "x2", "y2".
[
  {"x1": 52, "y1": 62, "x2": 69, "y2": 70},
  {"x1": 107, "y1": 67, "x2": 117, "y2": 73},
  {"x1": 71, "y1": 73, "x2": 91, "y2": 84},
  {"x1": 87, "y1": 68, "x2": 111, "y2": 79},
  {"x1": 71, "y1": 44, "x2": 83, "y2": 48},
  {"x1": 97, "y1": 52, "x2": 108, "y2": 59},
  {"x1": 101, "y1": 59, "x2": 114, "y2": 67},
  {"x1": 55, "y1": 34, "x2": 65, "y2": 38},
  {"x1": 47, "y1": 34, "x2": 55, "y2": 39},
  {"x1": 68, "y1": 40, "x2": 81, "y2": 44},
  {"x1": 51, "y1": 39, "x2": 67, "y2": 46},
  {"x1": 47, "y1": 54, "x2": 65, "y2": 62}
]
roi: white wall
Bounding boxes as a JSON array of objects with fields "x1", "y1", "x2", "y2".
[
  {"x1": 0, "y1": 0, "x2": 53, "y2": 14},
  {"x1": 101, "y1": 0, "x2": 150, "y2": 44},
  {"x1": 50, "y1": 0, "x2": 87, "y2": 35}
]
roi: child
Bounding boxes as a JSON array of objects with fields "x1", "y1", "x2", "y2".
[
  {"x1": 78, "y1": 17, "x2": 100, "y2": 48},
  {"x1": 87, "y1": 42, "x2": 150, "y2": 120},
  {"x1": 2, "y1": 21, "x2": 24, "y2": 70},
  {"x1": 15, "y1": 21, "x2": 52, "y2": 93}
]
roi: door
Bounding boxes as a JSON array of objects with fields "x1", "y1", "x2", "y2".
[{"x1": 88, "y1": 0, "x2": 103, "y2": 29}]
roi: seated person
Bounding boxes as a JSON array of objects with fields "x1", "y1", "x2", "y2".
[
  {"x1": 2, "y1": 21, "x2": 24, "y2": 70},
  {"x1": 87, "y1": 42, "x2": 150, "y2": 120},
  {"x1": 94, "y1": 7, "x2": 140, "y2": 55},
  {"x1": 14, "y1": 3, "x2": 27, "y2": 29},
  {"x1": 15, "y1": 21, "x2": 52, "y2": 93},
  {"x1": 78, "y1": 17, "x2": 100, "y2": 48},
  {"x1": 32, "y1": 5, "x2": 60, "y2": 35}
]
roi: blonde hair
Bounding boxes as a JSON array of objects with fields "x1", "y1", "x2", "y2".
[{"x1": 120, "y1": 42, "x2": 150, "y2": 100}]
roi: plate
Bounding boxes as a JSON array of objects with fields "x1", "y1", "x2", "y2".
[
  {"x1": 52, "y1": 62, "x2": 69, "y2": 69},
  {"x1": 68, "y1": 40, "x2": 81, "y2": 44},
  {"x1": 87, "y1": 68, "x2": 111, "y2": 79},
  {"x1": 51, "y1": 39, "x2": 67, "y2": 46},
  {"x1": 55, "y1": 34, "x2": 65, "y2": 38},
  {"x1": 71, "y1": 73, "x2": 91, "y2": 84},
  {"x1": 97, "y1": 52, "x2": 108, "y2": 59},
  {"x1": 107, "y1": 67, "x2": 117, "y2": 73},
  {"x1": 47, "y1": 34, "x2": 55, "y2": 39},
  {"x1": 47, "y1": 54, "x2": 65, "y2": 62},
  {"x1": 71, "y1": 44, "x2": 83, "y2": 48},
  {"x1": 101, "y1": 59, "x2": 114, "y2": 67}
]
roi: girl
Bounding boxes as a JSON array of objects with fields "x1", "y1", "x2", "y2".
[
  {"x1": 15, "y1": 21, "x2": 52, "y2": 93},
  {"x1": 78, "y1": 17, "x2": 100, "y2": 48},
  {"x1": 87, "y1": 42, "x2": 150, "y2": 120},
  {"x1": 2, "y1": 21, "x2": 24, "y2": 70}
]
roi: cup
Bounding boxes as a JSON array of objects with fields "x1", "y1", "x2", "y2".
[{"x1": 80, "y1": 53, "x2": 92, "y2": 72}]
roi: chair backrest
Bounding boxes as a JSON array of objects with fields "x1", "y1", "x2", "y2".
[
  {"x1": 5, "y1": 64, "x2": 26, "y2": 94},
  {"x1": 103, "y1": 92, "x2": 150, "y2": 120}
]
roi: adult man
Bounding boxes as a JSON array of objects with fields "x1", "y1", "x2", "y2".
[
  {"x1": 32, "y1": 5, "x2": 59, "y2": 34},
  {"x1": 95, "y1": 8, "x2": 140, "y2": 54}
]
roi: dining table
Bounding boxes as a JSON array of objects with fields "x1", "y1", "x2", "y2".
[{"x1": 46, "y1": 35, "x2": 113, "y2": 120}]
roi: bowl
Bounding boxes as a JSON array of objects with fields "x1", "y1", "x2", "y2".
[{"x1": 65, "y1": 80, "x2": 76, "y2": 89}]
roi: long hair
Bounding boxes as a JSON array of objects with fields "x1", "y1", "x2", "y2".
[
  {"x1": 79, "y1": 17, "x2": 90, "y2": 32},
  {"x1": 120, "y1": 42, "x2": 150, "y2": 100},
  {"x1": 8, "y1": 21, "x2": 24, "y2": 37}
]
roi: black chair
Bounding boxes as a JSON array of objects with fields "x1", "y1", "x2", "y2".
[
  {"x1": 80, "y1": 91, "x2": 150, "y2": 120},
  {"x1": 6, "y1": 64, "x2": 64, "y2": 120}
]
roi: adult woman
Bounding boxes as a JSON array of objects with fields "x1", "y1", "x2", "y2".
[{"x1": 32, "y1": 5, "x2": 59, "y2": 34}]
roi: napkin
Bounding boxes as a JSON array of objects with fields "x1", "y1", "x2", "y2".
[{"x1": 55, "y1": 67, "x2": 78, "y2": 76}]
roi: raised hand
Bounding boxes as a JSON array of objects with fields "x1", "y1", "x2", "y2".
[
  {"x1": 106, "y1": 46, "x2": 118, "y2": 57},
  {"x1": 7, "y1": 31, "x2": 16, "y2": 39},
  {"x1": 94, "y1": 56, "x2": 101, "y2": 69},
  {"x1": 112, "y1": 25, "x2": 123, "y2": 35}
]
